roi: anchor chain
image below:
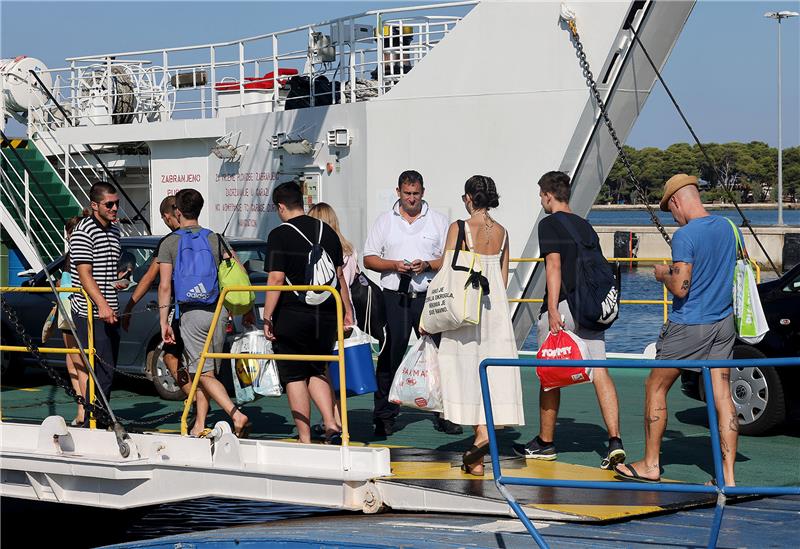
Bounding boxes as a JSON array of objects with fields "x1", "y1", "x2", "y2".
[
  {"x1": 1, "y1": 295, "x2": 113, "y2": 425},
  {"x1": 564, "y1": 17, "x2": 672, "y2": 247}
]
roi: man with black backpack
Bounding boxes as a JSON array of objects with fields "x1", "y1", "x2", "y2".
[
  {"x1": 513, "y1": 171, "x2": 625, "y2": 470},
  {"x1": 263, "y1": 182, "x2": 354, "y2": 445},
  {"x1": 158, "y1": 189, "x2": 250, "y2": 437}
]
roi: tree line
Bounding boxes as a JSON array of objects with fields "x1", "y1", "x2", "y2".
[{"x1": 599, "y1": 142, "x2": 800, "y2": 204}]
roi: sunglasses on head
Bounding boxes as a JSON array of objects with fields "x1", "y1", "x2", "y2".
[{"x1": 101, "y1": 200, "x2": 120, "y2": 209}]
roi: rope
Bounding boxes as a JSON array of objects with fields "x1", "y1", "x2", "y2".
[
  {"x1": 561, "y1": 16, "x2": 672, "y2": 246},
  {"x1": 627, "y1": 26, "x2": 781, "y2": 274}
]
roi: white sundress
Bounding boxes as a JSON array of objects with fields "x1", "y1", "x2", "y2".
[{"x1": 437, "y1": 224, "x2": 524, "y2": 426}]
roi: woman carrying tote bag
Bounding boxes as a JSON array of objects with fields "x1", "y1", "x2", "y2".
[{"x1": 432, "y1": 175, "x2": 524, "y2": 476}]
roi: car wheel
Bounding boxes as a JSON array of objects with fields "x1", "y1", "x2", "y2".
[
  {"x1": 146, "y1": 345, "x2": 185, "y2": 401},
  {"x1": 731, "y1": 345, "x2": 786, "y2": 436}
]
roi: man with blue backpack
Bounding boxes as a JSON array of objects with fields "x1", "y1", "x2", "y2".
[
  {"x1": 513, "y1": 171, "x2": 625, "y2": 470},
  {"x1": 157, "y1": 189, "x2": 250, "y2": 438}
]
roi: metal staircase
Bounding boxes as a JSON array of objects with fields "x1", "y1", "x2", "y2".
[{"x1": 1, "y1": 138, "x2": 81, "y2": 269}]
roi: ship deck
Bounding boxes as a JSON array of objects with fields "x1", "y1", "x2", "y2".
[{"x1": 2, "y1": 367, "x2": 797, "y2": 534}]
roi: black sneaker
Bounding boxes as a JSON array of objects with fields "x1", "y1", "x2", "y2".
[
  {"x1": 433, "y1": 415, "x2": 463, "y2": 435},
  {"x1": 512, "y1": 436, "x2": 557, "y2": 460},
  {"x1": 601, "y1": 437, "x2": 626, "y2": 470}
]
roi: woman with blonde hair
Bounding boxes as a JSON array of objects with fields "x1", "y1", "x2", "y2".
[{"x1": 308, "y1": 203, "x2": 358, "y2": 288}]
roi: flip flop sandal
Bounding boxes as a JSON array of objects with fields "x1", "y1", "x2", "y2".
[
  {"x1": 613, "y1": 463, "x2": 661, "y2": 484},
  {"x1": 192, "y1": 428, "x2": 213, "y2": 439}
]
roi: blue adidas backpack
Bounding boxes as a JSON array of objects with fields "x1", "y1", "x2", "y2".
[{"x1": 173, "y1": 228, "x2": 219, "y2": 311}]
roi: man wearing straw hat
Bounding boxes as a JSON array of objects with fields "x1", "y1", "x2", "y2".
[{"x1": 615, "y1": 174, "x2": 742, "y2": 486}]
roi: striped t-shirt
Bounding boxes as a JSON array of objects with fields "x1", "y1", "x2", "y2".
[{"x1": 69, "y1": 216, "x2": 122, "y2": 318}]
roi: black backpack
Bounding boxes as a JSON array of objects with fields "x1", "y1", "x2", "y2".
[{"x1": 552, "y1": 212, "x2": 620, "y2": 331}]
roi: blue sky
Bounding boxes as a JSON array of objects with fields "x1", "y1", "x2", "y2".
[{"x1": 2, "y1": 0, "x2": 798, "y2": 149}]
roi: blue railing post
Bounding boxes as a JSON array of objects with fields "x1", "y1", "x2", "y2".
[
  {"x1": 701, "y1": 366, "x2": 727, "y2": 549},
  {"x1": 479, "y1": 363, "x2": 550, "y2": 549},
  {"x1": 479, "y1": 356, "x2": 800, "y2": 548}
]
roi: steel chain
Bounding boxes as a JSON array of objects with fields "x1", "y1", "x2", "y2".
[
  {"x1": 567, "y1": 21, "x2": 672, "y2": 246},
  {"x1": 0, "y1": 296, "x2": 113, "y2": 425},
  {"x1": 2, "y1": 297, "x2": 184, "y2": 428}
]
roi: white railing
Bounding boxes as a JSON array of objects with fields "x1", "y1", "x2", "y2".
[
  {"x1": 28, "y1": 2, "x2": 474, "y2": 127},
  {"x1": 28, "y1": 112, "x2": 147, "y2": 237}
]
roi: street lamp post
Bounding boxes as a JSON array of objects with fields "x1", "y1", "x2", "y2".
[{"x1": 765, "y1": 10, "x2": 799, "y2": 226}]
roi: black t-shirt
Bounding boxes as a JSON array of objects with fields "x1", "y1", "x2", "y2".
[
  {"x1": 538, "y1": 212, "x2": 599, "y2": 314},
  {"x1": 266, "y1": 215, "x2": 344, "y2": 313}
]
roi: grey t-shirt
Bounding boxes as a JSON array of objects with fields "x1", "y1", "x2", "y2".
[{"x1": 156, "y1": 226, "x2": 230, "y2": 267}]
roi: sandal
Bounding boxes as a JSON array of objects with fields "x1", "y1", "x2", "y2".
[
  {"x1": 234, "y1": 422, "x2": 252, "y2": 439},
  {"x1": 613, "y1": 463, "x2": 661, "y2": 483},
  {"x1": 461, "y1": 444, "x2": 490, "y2": 477},
  {"x1": 323, "y1": 431, "x2": 343, "y2": 446},
  {"x1": 192, "y1": 428, "x2": 213, "y2": 438}
]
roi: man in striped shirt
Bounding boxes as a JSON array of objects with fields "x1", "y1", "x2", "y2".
[{"x1": 70, "y1": 181, "x2": 122, "y2": 423}]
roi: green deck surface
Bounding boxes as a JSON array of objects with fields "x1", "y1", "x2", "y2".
[{"x1": 2, "y1": 367, "x2": 798, "y2": 489}]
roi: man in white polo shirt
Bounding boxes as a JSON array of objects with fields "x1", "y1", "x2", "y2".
[{"x1": 364, "y1": 170, "x2": 462, "y2": 436}]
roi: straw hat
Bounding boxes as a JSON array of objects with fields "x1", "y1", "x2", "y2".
[{"x1": 660, "y1": 174, "x2": 698, "y2": 212}]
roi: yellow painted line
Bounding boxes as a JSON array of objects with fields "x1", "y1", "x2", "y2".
[
  {"x1": 531, "y1": 503, "x2": 664, "y2": 521},
  {"x1": 15, "y1": 387, "x2": 41, "y2": 392},
  {"x1": 389, "y1": 459, "x2": 678, "y2": 520}
]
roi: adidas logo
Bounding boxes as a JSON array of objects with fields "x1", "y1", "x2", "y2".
[{"x1": 187, "y1": 282, "x2": 210, "y2": 300}]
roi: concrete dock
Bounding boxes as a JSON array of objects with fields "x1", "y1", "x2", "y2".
[{"x1": 596, "y1": 225, "x2": 800, "y2": 271}]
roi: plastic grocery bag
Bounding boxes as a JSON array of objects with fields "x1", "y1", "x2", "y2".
[
  {"x1": 727, "y1": 219, "x2": 768, "y2": 344},
  {"x1": 229, "y1": 330, "x2": 282, "y2": 404},
  {"x1": 388, "y1": 336, "x2": 443, "y2": 412},
  {"x1": 536, "y1": 330, "x2": 593, "y2": 391}
]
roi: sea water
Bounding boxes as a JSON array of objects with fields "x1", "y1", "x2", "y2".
[{"x1": 588, "y1": 207, "x2": 800, "y2": 227}]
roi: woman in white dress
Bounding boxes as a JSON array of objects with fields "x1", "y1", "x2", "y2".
[{"x1": 437, "y1": 175, "x2": 524, "y2": 476}]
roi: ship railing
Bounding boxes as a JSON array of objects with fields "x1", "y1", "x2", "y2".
[
  {"x1": 0, "y1": 287, "x2": 103, "y2": 428},
  {"x1": 509, "y1": 257, "x2": 761, "y2": 324},
  {"x1": 181, "y1": 285, "x2": 351, "y2": 445},
  {"x1": 0, "y1": 145, "x2": 70, "y2": 262},
  {"x1": 27, "y1": 110, "x2": 148, "y2": 238},
  {"x1": 27, "y1": 2, "x2": 475, "y2": 127},
  {"x1": 479, "y1": 355, "x2": 800, "y2": 549}
]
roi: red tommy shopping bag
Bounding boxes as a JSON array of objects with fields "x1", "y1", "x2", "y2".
[{"x1": 536, "y1": 330, "x2": 593, "y2": 391}]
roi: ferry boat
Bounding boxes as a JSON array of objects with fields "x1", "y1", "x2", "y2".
[{"x1": 2, "y1": 1, "x2": 798, "y2": 547}]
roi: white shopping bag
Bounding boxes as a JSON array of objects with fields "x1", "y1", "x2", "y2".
[
  {"x1": 230, "y1": 330, "x2": 282, "y2": 403},
  {"x1": 388, "y1": 336, "x2": 443, "y2": 412},
  {"x1": 727, "y1": 219, "x2": 769, "y2": 344}
]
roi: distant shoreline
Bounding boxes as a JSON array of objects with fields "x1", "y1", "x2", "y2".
[{"x1": 591, "y1": 203, "x2": 798, "y2": 211}]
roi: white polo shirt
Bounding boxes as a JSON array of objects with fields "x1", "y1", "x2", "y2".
[{"x1": 363, "y1": 200, "x2": 449, "y2": 292}]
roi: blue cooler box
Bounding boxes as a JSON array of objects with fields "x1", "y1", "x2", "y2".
[{"x1": 329, "y1": 328, "x2": 378, "y2": 396}]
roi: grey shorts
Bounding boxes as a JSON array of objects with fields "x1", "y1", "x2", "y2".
[
  {"x1": 537, "y1": 300, "x2": 606, "y2": 360},
  {"x1": 178, "y1": 306, "x2": 225, "y2": 374},
  {"x1": 656, "y1": 314, "x2": 735, "y2": 370}
]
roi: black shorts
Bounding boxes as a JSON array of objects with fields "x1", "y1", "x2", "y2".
[
  {"x1": 273, "y1": 307, "x2": 337, "y2": 388},
  {"x1": 162, "y1": 318, "x2": 184, "y2": 359}
]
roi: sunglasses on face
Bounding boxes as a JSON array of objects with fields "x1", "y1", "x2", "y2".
[{"x1": 101, "y1": 200, "x2": 120, "y2": 209}]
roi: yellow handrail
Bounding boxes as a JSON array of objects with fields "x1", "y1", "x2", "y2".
[
  {"x1": 0, "y1": 286, "x2": 97, "y2": 428},
  {"x1": 510, "y1": 256, "x2": 763, "y2": 323},
  {"x1": 510, "y1": 257, "x2": 678, "y2": 324},
  {"x1": 181, "y1": 284, "x2": 349, "y2": 445}
]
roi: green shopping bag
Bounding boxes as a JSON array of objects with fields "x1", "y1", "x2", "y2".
[
  {"x1": 218, "y1": 236, "x2": 255, "y2": 315},
  {"x1": 726, "y1": 219, "x2": 768, "y2": 344}
]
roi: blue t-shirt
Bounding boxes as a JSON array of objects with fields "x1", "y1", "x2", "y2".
[{"x1": 669, "y1": 215, "x2": 740, "y2": 325}]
